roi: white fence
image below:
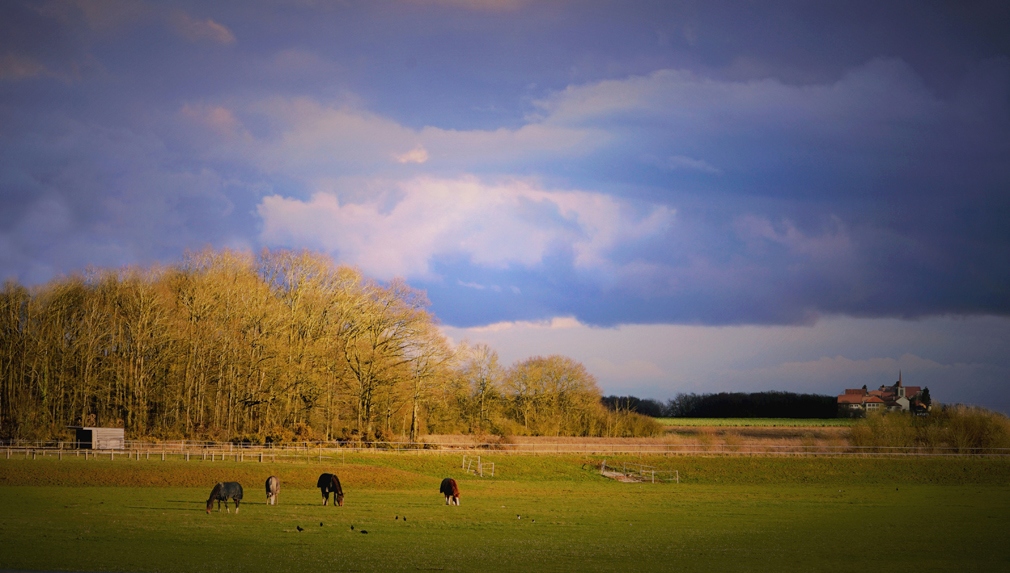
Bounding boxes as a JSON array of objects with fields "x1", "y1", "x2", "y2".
[
  {"x1": 600, "y1": 459, "x2": 679, "y2": 483},
  {"x1": 462, "y1": 455, "x2": 495, "y2": 477},
  {"x1": 4, "y1": 438, "x2": 1010, "y2": 459}
]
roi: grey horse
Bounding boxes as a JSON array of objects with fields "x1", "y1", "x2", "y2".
[{"x1": 265, "y1": 476, "x2": 279, "y2": 505}]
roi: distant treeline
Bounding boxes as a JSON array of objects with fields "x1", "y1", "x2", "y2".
[
  {"x1": 603, "y1": 391, "x2": 839, "y2": 418},
  {"x1": 1, "y1": 248, "x2": 659, "y2": 442}
]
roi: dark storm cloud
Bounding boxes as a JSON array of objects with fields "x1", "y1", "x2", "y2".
[{"x1": 1, "y1": 0, "x2": 1008, "y2": 329}]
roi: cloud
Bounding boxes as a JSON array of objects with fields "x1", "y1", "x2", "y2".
[
  {"x1": 466, "y1": 316, "x2": 584, "y2": 333},
  {"x1": 394, "y1": 146, "x2": 429, "y2": 164},
  {"x1": 179, "y1": 104, "x2": 250, "y2": 139},
  {"x1": 170, "y1": 11, "x2": 236, "y2": 45},
  {"x1": 657, "y1": 155, "x2": 720, "y2": 174},
  {"x1": 183, "y1": 97, "x2": 604, "y2": 179},
  {"x1": 258, "y1": 176, "x2": 675, "y2": 280},
  {"x1": 403, "y1": 0, "x2": 531, "y2": 11},
  {"x1": 0, "y1": 53, "x2": 49, "y2": 81},
  {"x1": 735, "y1": 215, "x2": 854, "y2": 262},
  {"x1": 38, "y1": 0, "x2": 149, "y2": 32}
]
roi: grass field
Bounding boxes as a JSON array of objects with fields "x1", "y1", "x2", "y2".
[
  {"x1": 1, "y1": 453, "x2": 1008, "y2": 572},
  {"x1": 655, "y1": 418, "x2": 856, "y2": 427}
]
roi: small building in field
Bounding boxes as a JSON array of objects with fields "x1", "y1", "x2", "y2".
[{"x1": 70, "y1": 427, "x2": 125, "y2": 450}]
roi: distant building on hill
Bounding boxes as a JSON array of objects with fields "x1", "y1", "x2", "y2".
[{"x1": 837, "y1": 372, "x2": 931, "y2": 417}]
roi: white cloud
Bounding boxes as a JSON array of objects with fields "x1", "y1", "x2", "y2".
[
  {"x1": 183, "y1": 97, "x2": 604, "y2": 179},
  {"x1": 394, "y1": 146, "x2": 429, "y2": 164},
  {"x1": 258, "y1": 176, "x2": 674, "y2": 280}
]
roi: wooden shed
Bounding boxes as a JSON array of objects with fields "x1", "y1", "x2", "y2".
[{"x1": 71, "y1": 427, "x2": 125, "y2": 450}]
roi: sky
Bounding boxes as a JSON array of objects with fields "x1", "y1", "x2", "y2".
[{"x1": 2, "y1": 0, "x2": 1009, "y2": 410}]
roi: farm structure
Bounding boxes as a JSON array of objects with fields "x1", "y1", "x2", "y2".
[
  {"x1": 837, "y1": 373, "x2": 929, "y2": 416},
  {"x1": 70, "y1": 427, "x2": 125, "y2": 450}
]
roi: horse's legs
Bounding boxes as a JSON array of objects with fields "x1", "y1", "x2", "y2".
[
  {"x1": 322, "y1": 491, "x2": 328, "y2": 506},
  {"x1": 234, "y1": 498, "x2": 240, "y2": 513}
]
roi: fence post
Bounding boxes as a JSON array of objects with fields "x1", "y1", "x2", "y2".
[
  {"x1": 85, "y1": 451, "x2": 88, "y2": 460},
  {"x1": 259, "y1": 452, "x2": 263, "y2": 463},
  {"x1": 162, "y1": 451, "x2": 165, "y2": 461}
]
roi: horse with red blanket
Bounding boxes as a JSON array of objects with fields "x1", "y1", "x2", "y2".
[
  {"x1": 317, "y1": 473, "x2": 344, "y2": 506},
  {"x1": 440, "y1": 477, "x2": 460, "y2": 505}
]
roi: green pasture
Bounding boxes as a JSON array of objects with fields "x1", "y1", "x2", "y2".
[
  {"x1": 1, "y1": 454, "x2": 1008, "y2": 572},
  {"x1": 655, "y1": 417, "x2": 856, "y2": 427}
]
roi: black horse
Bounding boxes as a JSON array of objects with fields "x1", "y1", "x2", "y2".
[
  {"x1": 440, "y1": 477, "x2": 460, "y2": 506},
  {"x1": 265, "y1": 476, "x2": 280, "y2": 505},
  {"x1": 317, "y1": 473, "x2": 344, "y2": 506},
  {"x1": 206, "y1": 482, "x2": 243, "y2": 514}
]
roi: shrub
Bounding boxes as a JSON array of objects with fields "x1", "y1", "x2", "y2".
[{"x1": 850, "y1": 405, "x2": 1010, "y2": 451}]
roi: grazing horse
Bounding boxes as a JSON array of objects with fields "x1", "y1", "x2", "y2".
[
  {"x1": 265, "y1": 476, "x2": 280, "y2": 505},
  {"x1": 317, "y1": 473, "x2": 344, "y2": 507},
  {"x1": 440, "y1": 477, "x2": 460, "y2": 506},
  {"x1": 206, "y1": 482, "x2": 243, "y2": 514}
]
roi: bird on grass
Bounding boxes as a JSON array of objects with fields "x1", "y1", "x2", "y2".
[
  {"x1": 319, "y1": 522, "x2": 324, "y2": 527},
  {"x1": 350, "y1": 525, "x2": 354, "y2": 530},
  {"x1": 395, "y1": 515, "x2": 399, "y2": 520},
  {"x1": 360, "y1": 530, "x2": 368, "y2": 534},
  {"x1": 296, "y1": 525, "x2": 304, "y2": 532}
]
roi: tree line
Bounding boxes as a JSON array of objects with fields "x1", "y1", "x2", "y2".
[
  {"x1": 0, "y1": 248, "x2": 659, "y2": 442},
  {"x1": 604, "y1": 391, "x2": 839, "y2": 418}
]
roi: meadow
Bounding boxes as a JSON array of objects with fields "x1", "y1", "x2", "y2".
[{"x1": 2, "y1": 452, "x2": 1009, "y2": 572}]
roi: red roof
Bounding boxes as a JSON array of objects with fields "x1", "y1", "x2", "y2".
[
  {"x1": 837, "y1": 394, "x2": 864, "y2": 404},
  {"x1": 864, "y1": 396, "x2": 885, "y2": 404}
]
